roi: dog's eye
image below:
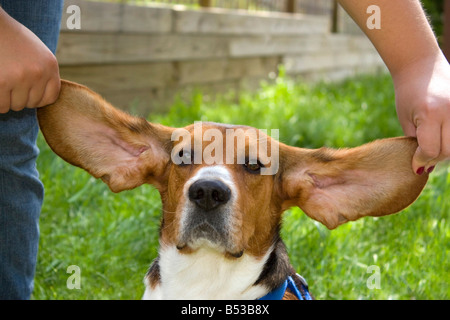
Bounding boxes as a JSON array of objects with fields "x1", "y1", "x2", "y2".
[
  {"x1": 178, "y1": 149, "x2": 192, "y2": 166},
  {"x1": 244, "y1": 159, "x2": 264, "y2": 173}
]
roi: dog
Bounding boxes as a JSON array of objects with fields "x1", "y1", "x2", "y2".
[{"x1": 37, "y1": 80, "x2": 428, "y2": 300}]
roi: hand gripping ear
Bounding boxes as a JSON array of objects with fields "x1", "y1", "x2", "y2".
[
  {"x1": 280, "y1": 137, "x2": 428, "y2": 229},
  {"x1": 37, "y1": 80, "x2": 175, "y2": 192}
]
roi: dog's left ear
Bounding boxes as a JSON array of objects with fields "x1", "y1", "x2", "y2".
[
  {"x1": 279, "y1": 137, "x2": 428, "y2": 229},
  {"x1": 37, "y1": 80, "x2": 175, "y2": 192}
]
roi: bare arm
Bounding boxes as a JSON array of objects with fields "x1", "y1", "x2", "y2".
[
  {"x1": 338, "y1": 0, "x2": 450, "y2": 174},
  {"x1": 0, "y1": 7, "x2": 60, "y2": 114}
]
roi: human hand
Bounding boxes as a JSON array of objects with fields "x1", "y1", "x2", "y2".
[
  {"x1": 394, "y1": 52, "x2": 450, "y2": 175},
  {"x1": 0, "y1": 8, "x2": 60, "y2": 114}
]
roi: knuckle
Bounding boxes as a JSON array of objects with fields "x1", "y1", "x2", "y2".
[
  {"x1": 11, "y1": 68, "x2": 26, "y2": 82},
  {"x1": 423, "y1": 100, "x2": 448, "y2": 117},
  {"x1": 420, "y1": 147, "x2": 440, "y2": 159},
  {"x1": 50, "y1": 80, "x2": 61, "y2": 99},
  {"x1": 10, "y1": 102, "x2": 25, "y2": 112},
  {"x1": 414, "y1": 102, "x2": 442, "y2": 123},
  {"x1": 10, "y1": 92, "x2": 28, "y2": 111},
  {"x1": 26, "y1": 97, "x2": 40, "y2": 109},
  {"x1": 44, "y1": 53, "x2": 59, "y2": 70},
  {"x1": 29, "y1": 64, "x2": 45, "y2": 79},
  {"x1": 0, "y1": 77, "x2": 7, "y2": 88},
  {"x1": 40, "y1": 82, "x2": 60, "y2": 106}
]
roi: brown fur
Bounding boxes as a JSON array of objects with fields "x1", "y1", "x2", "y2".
[{"x1": 37, "y1": 80, "x2": 429, "y2": 298}]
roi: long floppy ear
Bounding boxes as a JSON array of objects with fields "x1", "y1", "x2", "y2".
[
  {"x1": 37, "y1": 80, "x2": 175, "y2": 192},
  {"x1": 279, "y1": 137, "x2": 428, "y2": 229}
]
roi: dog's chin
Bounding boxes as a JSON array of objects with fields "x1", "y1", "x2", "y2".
[
  {"x1": 176, "y1": 242, "x2": 244, "y2": 259},
  {"x1": 176, "y1": 223, "x2": 244, "y2": 259}
]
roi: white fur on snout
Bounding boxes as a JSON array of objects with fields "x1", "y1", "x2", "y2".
[{"x1": 179, "y1": 166, "x2": 238, "y2": 249}]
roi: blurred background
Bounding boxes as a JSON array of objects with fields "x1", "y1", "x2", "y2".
[{"x1": 56, "y1": 0, "x2": 448, "y2": 115}]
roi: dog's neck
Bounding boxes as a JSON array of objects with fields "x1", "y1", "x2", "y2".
[{"x1": 143, "y1": 240, "x2": 293, "y2": 300}]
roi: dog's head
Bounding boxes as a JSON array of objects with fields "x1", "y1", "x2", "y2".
[{"x1": 38, "y1": 80, "x2": 428, "y2": 259}]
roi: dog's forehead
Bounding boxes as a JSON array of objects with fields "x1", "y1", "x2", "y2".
[
  {"x1": 180, "y1": 122, "x2": 272, "y2": 142},
  {"x1": 183, "y1": 122, "x2": 250, "y2": 132}
]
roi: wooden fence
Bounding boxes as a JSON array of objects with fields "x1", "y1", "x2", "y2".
[
  {"x1": 57, "y1": 0, "x2": 386, "y2": 116},
  {"x1": 99, "y1": 0, "x2": 334, "y2": 14}
]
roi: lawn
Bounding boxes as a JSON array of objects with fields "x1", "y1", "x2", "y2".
[{"x1": 33, "y1": 72, "x2": 449, "y2": 300}]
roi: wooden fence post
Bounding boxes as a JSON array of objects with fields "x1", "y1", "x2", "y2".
[
  {"x1": 331, "y1": 0, "x2": 339, "y2": 33},
  {"x1": 199, "y1": 0, "x2": 211, "y2": 8},
  {"x1": 286, "y1": 0, "x2": 296, "y2": 13},
  {"x1": 444, "y1": 0, "x2": 450, "y2": 62}
]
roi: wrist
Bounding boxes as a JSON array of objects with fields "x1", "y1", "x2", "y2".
[{"x1": 392, "y1": 50, "x2": 448, "y2": 88}]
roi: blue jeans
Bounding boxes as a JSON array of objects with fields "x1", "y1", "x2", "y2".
[{"x1": 0, "y1": 0, "x2": 63, "y2": 299}]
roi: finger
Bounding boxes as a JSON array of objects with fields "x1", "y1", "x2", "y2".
[
  {"x1": 35, "y1": 77, "x2": 60, "y2": 108},
  {"x1": 412, "y1": 120, "x2": 441, "y2": 174},
  {"x1": 25, "y1": 80, "x2": 47, "y2": 109},
  {"x1": 442, "y1": 121, "x2": 450, "y2": 160},
  {"x1": 10, "y1": 86, "x2": 30, "y2": 111},
  {"x1": 0, "y1": 89, "x2": 12, "y2": 114},
  {"x1": 426, "y1": 123, "x2": 450, "y2": 172},
  {"x1": 400, "y1": 119, "x2": 417, "y2": 138},
  {"x1": 421, "y1": 122, "x2": 448, "y2": 173}
]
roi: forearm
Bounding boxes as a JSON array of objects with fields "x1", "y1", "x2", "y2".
[
  {"x1": 339, "y1": 0, "x2": 450, "y2": 173},
  {"x1": 337, "y1": 0, "x2": 442, "y2": 77}
]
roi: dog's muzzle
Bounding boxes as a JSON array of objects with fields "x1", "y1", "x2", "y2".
[{"x1": 177, "y1": 178, "x2": 241, "y2": 256}]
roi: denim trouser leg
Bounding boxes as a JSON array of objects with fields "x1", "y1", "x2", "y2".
[{"x1": 0, "y1": 0, "x2": 63, "y2": 299}]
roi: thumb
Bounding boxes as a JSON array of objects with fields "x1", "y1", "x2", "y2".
[
  {"x1": 397, "y1": 117, "x2": 423, "y2": 173},
  {"x1": 399, "y1": 119, "x2": 417, "y2": 138},
  {"x1": 412, "y1": 121, "x2": 441, "y2": 175}
]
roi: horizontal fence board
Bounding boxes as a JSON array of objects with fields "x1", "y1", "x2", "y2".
[
  {"x1": 176, "y1": 57, "x2": 280, "y2": 85},
  {"x1": 57, "y1": 33, "x2": 230, "y2": 64},
  {"x1": 283, "y1": 50, "x2": 384, "y2": 73},
  {"x1": 230, "y1": 34, "x2": 377, "y2": 58},
  {"x1": 61, "y1": 0, "x2": 173, "y2": 33},
  {"x1": 229, "y1": 34, "x2": 324, "y2": 57},
  {"x1": 58, "y1": 33, "x2": 374, "y2": 65},
  {"x1": 297, "y1": 65, "x2": 388, "y2": 83},
  {"x1": 59, "y1": 63, "x2": 176, "y2": 91},
  {"x1": 173, "y1": 7, "x2": 330, "y2": 35}
]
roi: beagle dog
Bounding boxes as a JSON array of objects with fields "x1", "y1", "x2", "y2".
[{"x1": 37, "y1": 80, "x2": 428, "y2": 300}]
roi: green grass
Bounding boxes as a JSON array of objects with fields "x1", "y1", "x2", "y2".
[{"x1": 33, "y1": 72, "x2": 449, "y2": 299}]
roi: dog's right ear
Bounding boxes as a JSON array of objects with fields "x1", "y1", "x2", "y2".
[{"x1": 37, "y1": 80, "x2": 175, "y2": 192}]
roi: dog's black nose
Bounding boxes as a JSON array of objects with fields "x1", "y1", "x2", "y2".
[{"x1": 188, "y1": 179, "x2": 231, "y2": 211}]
